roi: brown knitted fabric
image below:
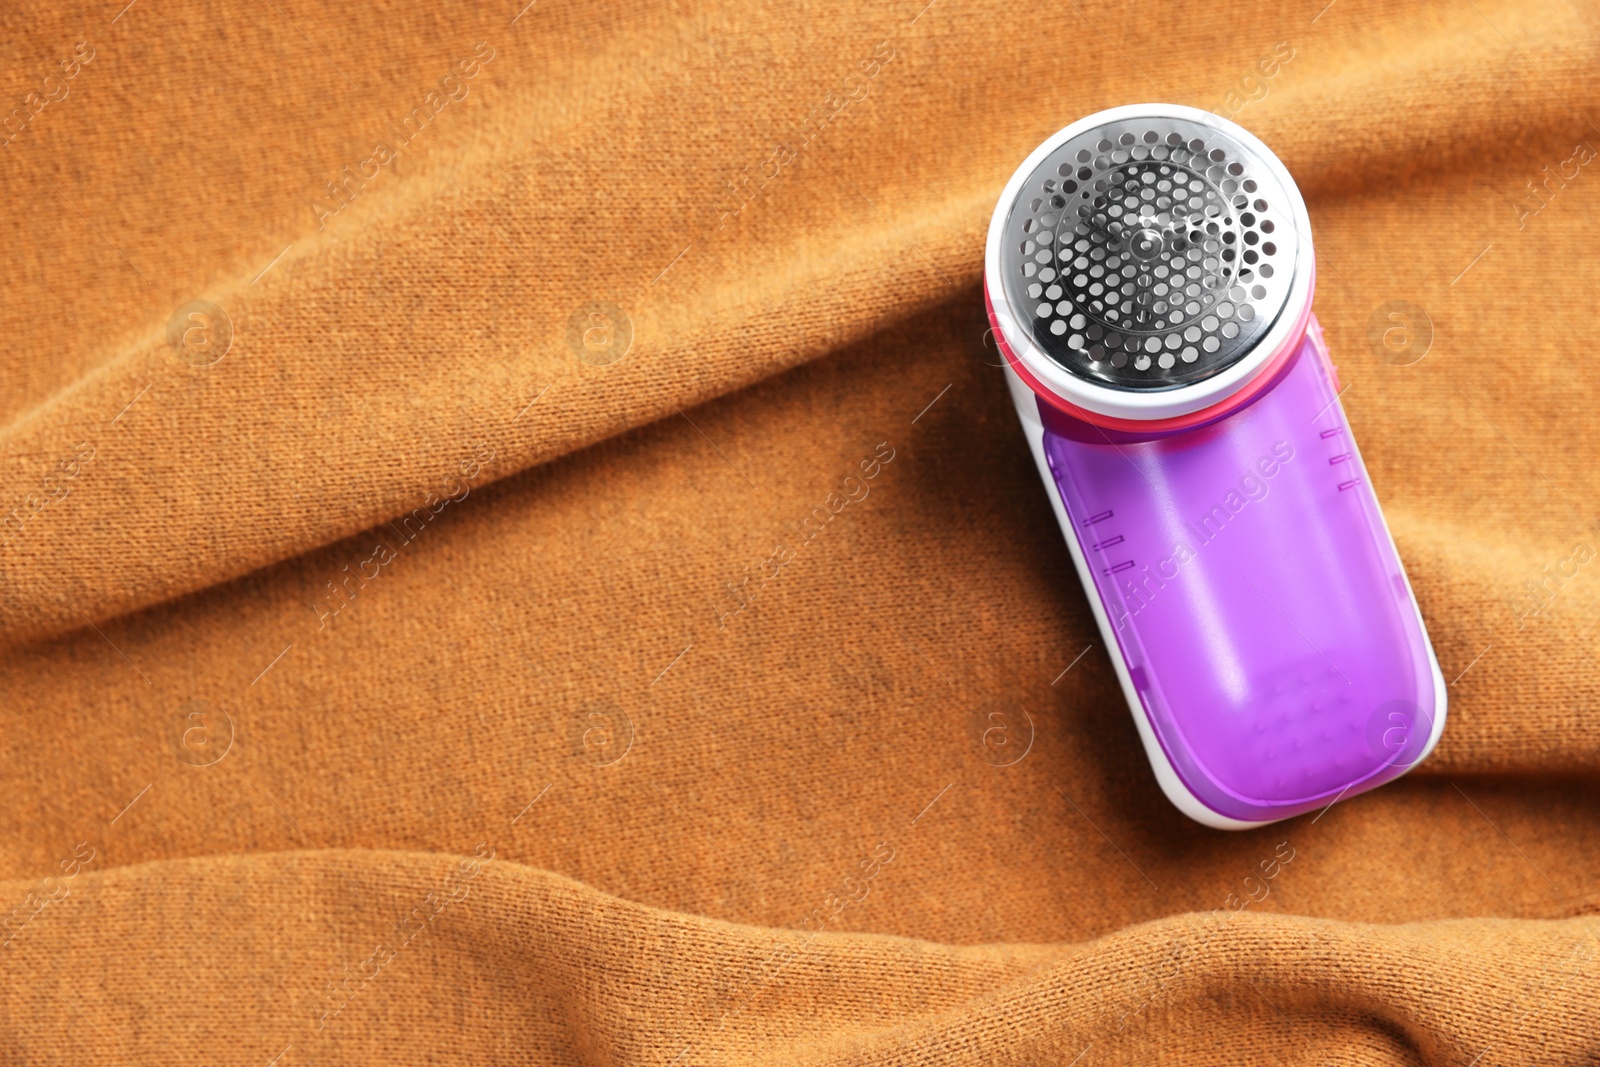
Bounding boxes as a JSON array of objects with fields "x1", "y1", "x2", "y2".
[{"x1": 1, "y1": 0, "x2": 1597, "y2": 1062}]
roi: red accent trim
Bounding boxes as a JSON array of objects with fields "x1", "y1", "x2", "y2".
[{"x1": 985, "y1": 263, "x2": 1317, "y2": 434}]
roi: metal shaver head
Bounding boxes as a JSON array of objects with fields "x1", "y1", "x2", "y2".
[{"x1": 986, "y1": 104, "x2": 1315, "y2": 429}]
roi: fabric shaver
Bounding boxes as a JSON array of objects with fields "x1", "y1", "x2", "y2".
[{"x1": 985, "y1": 104, "x2": 1446, "y2": 828}]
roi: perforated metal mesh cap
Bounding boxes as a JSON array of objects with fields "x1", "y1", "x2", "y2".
[{"x1": 1000, "y1": 114, "x2": 1302, "y2": 391}]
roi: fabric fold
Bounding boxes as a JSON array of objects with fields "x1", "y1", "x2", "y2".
[{"x1": 2, "y1": 851, "x2": 1596, "y2": 1065}]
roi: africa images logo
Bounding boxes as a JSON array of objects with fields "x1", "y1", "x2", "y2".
[
  {"x1": 1109, "y1": 441, "x2": 1295, "y2": 628},
  {"x1": 307, "y1": 42, "x2": 496, "y2": 231}
]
